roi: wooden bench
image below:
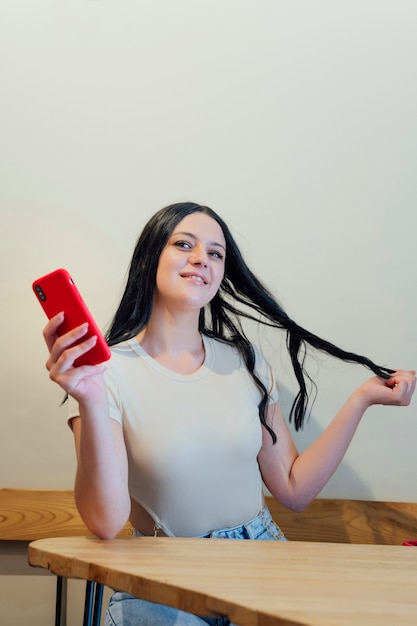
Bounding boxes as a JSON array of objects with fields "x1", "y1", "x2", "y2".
[
  {"x1": 0, "y1": 489, "x2": 129, "y2": 626},
  {"x1": 0, "y1": 488, "x2": 130, "y2": 541},
  {"x1": 267, "y1": 497, "x2": 417, "y2": 545},
  {"x1": 2, "y1": 488, "x2": 416, "y2": 545},
  {"x1": 1, "y1": 488, "x2": 417, "y2": 625}
]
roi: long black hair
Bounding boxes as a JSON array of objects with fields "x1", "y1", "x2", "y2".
[{"x1": 106, "y1": 202, "x2": 394, "y2": 438}]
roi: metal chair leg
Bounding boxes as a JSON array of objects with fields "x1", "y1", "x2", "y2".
[
  {"x1": 83, "y1": 580, "x2": 95, "y2": 626},
  {"x1": 55, "y1": 576, "x2": 103, "y2": 626},
  {"x1": 92, "y1": 583, "x2": 104, "y2": 626}
]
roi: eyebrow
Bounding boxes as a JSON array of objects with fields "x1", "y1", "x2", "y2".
[{"x1": 173, "y1": 231, "x2": 226, "y2": 252}]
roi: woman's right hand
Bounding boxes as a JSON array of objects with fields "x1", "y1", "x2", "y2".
[{"x1": 43, "y1": 312, "x2": 107, "y2": 403}]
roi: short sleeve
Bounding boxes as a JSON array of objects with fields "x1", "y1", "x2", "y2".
[
  {"x1": 104, "y1": 366, "x2": 123, "y2": 425},
  {"x1": 67, "y1": 394, "x2": 80, "y2": 425}
]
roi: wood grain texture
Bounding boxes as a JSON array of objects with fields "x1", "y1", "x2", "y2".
[
  {"x1": 268, "y1": 497, "x2": 417, "y2": 545},
  {"x1": 0, "y1": 488, "x2": 130, "y2": 540},
  {"x1": 2, "y1": 488, "x2": 417, "y2": 544},
  {"x1": 28, "y1": 535, "x2": 417, "y2": 626}
]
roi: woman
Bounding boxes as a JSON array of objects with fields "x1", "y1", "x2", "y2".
[{"x1": 43, "y1": 202, "x2": 415, "y2": 626}]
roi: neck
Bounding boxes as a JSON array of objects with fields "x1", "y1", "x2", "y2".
[
  {"x1": 137, "y1": 308, "x2": 202, "y2": 357},
  {"x1": 137, "y1": 314, "x2": 205, "y2": 375}
]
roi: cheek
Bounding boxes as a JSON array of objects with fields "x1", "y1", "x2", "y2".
[
  {"x1": 213, "y1": 267, "x2": 225, "y2": 291},
  {"x1": 154, "y1": 264, "x2": 170, "y2": 294},
  {"x1": 155, "y1": 252, "x2": 176, "y2": 284}
]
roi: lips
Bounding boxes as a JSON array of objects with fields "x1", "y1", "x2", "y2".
[{"x1": 180, "y1": 273, "x2": 207, "y2": 285}]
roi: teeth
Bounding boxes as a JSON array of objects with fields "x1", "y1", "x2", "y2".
[{"x1": 187, "y1": 275, "x2": 204, "y2": 283}]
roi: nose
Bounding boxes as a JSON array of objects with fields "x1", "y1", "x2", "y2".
[{"x1": 191, "y1": 245, "x2": 208, "y2": 267}]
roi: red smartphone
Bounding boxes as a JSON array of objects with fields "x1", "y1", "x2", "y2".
[{"x1": 32, "y1": 268, "x2": 111, "y2": 367}]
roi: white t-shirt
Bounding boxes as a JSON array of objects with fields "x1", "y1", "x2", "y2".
[{"x1": 68, "y1": 334, "x2": 279, "y2": 537}]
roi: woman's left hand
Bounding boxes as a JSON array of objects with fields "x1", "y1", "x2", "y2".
[{"x1": 354, "y1": 369, "x2": 416, "y2": 409}]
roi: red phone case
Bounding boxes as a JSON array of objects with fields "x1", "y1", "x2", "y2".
[{"x1": 32, "y1": 268, "x2": 111, "y2": 367}]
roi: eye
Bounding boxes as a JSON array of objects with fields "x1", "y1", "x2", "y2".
[
  {"x1": 209, "y1": 250, "x2": 224, "y2": 260},
  {"x1": 174, "y1": 240, "x2": 192, "y2": 250}
]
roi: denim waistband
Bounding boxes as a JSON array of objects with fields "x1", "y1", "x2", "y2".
[{"x1": 197, "y1": 505, "x2": 287, "y2": 540}]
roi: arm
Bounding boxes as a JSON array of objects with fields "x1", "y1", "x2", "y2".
[
  {"x1": 44, "y1": 313, "x2": 131, "y2": 539},
  {"x1": 258, "y1": 370, "x2": 416, "y2": 512}
]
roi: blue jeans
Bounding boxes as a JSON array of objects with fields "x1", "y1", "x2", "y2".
[{"x1": 104, "y1": 505, "x2": 286, "y2": 626}]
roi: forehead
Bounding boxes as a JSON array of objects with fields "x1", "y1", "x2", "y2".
[{"x1": 172, "y1": 213, "x2": 226, "y2": 246}]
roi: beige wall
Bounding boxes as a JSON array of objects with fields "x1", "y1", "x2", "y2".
[{"x1": 1, "y1": 1, "x2": 416, "y2": 624}]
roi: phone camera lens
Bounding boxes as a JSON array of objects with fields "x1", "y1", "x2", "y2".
[{"x1": 35, "y1": 285, "x2": 46, "y2": 302}]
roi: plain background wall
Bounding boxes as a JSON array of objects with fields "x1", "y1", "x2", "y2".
[{"x1": 1, "y1": 1, "x2": 416, "y2": 624}]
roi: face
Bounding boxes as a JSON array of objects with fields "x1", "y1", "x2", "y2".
[{"x1": 154, "y1": 212, "x2": 226, "y2": 313}]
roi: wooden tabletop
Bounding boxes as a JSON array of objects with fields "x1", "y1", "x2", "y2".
[{"x1": 28, "y1": 536, "x2": 417, "y2": 626}]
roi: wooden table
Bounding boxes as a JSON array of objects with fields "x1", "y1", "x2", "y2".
[{"x1": 28, "y1": 535, "x2": 417, "y2": 626}]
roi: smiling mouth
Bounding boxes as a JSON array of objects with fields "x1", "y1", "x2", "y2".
[{"x1": 182, "y1": 274, "x2": 207, "y2": 285}]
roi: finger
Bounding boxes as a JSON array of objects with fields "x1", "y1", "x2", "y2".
[
  {"x1": 50, "y1": 361, "x2": 107, "y2": 396},
  {"x1": 47, "y1": 335, "x2": 98, "y2": 376},
  {"x1": 386, "y1": 370, "x2": 416, "y2": 386},
  {"x1": 42, "y1": 312, "x2": 65, "y2": 352},
  {"x1": 46, "y1": 324, "x2": 91, "y2": 371},
  {"x1": 388, "y1": 372, "x2": 416, "y2": 405}
]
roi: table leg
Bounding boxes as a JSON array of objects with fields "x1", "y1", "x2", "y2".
[
  {"x1": 83, "y1": 581, "x2": 104, "y2": 626},
  {"x1": 92, "y1": 583, "x2": 104, "y2": 626},
  {"x1": 55, "y1": 576, "x2": 67, "y2": 626},
  {"x1": 83, "y1": 581, "x2": 94, "y2": 626}
]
